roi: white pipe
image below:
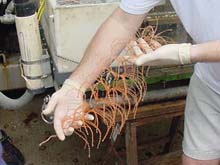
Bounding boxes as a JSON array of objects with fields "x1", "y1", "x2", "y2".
[
  {"x1": 0, "y1": 0, "x2": 7, "y2": 5},
  {"x1": 5, "y1": 0, "x2": 14, "y2": 14},
  {"x1": 15, "y1": 13, "x2": 44, "y2": 91},
  {"x1": 0, "y1": 90, "x2": 34, "y2": 110},
  {"x1": 0, "y1": 14, "x2": 15, "y2": 24},
  {"x1": 0, "y1": 1, "x2": 15, "y2": 24}
]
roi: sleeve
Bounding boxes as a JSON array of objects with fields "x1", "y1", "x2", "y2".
[{"x1": 119, "y1": 0, "x2": 166, "y2": 15}]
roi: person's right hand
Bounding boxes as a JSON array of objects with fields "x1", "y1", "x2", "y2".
[{"x1": 42, "y1": 79, "x2": 94, "y2": 141}]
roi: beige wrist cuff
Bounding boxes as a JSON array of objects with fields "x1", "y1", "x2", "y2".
[
  {"x1": 63, "y1": 79, "x2": 86, "y2": 93},
  {"x1": 179, "y1": 43, "x2": 192, "y2": 65}
]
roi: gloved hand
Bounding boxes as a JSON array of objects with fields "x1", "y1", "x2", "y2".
[
  {"x1": 42, "y1": 79, "x2": 94, "y2": 141},
  {"x1": 128, "y1": 38, "x2": 192, "y2": 66}
]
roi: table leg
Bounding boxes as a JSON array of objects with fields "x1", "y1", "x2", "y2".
[{"x1": 126, "y1": 122, "x2": 138, "y2": 165}]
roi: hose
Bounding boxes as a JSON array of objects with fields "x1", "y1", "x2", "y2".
[
  {"x1": 0, "y1": 90, "x2": 34, "y2": 110},
  {"x1": 37, "y1": 0, "x2": 45, "y2": 21}
]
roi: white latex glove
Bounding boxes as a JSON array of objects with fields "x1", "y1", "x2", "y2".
[
  {"x1": 129, "y1": 39, "x2": 192, "y2": 66},
  {"x1": 42, "y1": 79, "x2": 94, "y2": 141}
]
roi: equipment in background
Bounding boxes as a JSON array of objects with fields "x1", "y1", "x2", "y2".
[{"x1": 0, "y1": 0, "x2": 192, "y2": 109}]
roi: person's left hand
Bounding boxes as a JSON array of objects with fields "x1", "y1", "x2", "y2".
[{"x1": 126, "y1": 38, "x2": 192, "y2": 66}]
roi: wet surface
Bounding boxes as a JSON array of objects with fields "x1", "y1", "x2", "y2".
[
  {"x1": 0, "y1": 91, "x2": 183, "y2": 165},
  {"x1": 23, "y1": 112, "x2": 39, "y2": 126},
  {"x1": 0, "y1": 93, "x2": 112, "y2": 165}
]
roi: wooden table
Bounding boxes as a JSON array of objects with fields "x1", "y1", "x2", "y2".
[
  {"x1": 102, "y1": 65, "x2": 192, "y2": 164},
  {"x1": 104, "y1": 99, "x2": 185, "y2": 165}
]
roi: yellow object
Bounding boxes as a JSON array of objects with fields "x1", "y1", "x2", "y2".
[{"x1": 37, "y1": 0, "x2": 45, "y2": 21}]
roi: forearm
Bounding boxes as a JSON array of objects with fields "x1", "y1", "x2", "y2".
[
  {"x1": 191, "y1": 40, "x2": 220, "y2": 63},
  {"x1": 69, "y1": 8, "x2": 146, "y2": 88}
]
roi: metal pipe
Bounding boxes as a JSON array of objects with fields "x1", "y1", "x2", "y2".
[
  {"x1": 0, "y1": 90, "x2": 34, "y2": 110},
  {"x1": 89, "y1": 86, "x2": 188, "y2": 107},
  {"x1": 142, "y1": 86, "x2": 188, "y2": 104},
  {"x1": 117, "y1": 86, "x2": 188, "y2": 105}
]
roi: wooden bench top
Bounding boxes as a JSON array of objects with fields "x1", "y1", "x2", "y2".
[{"x1": 115, "y1": 99, "x2": 186, "y2": 122}]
